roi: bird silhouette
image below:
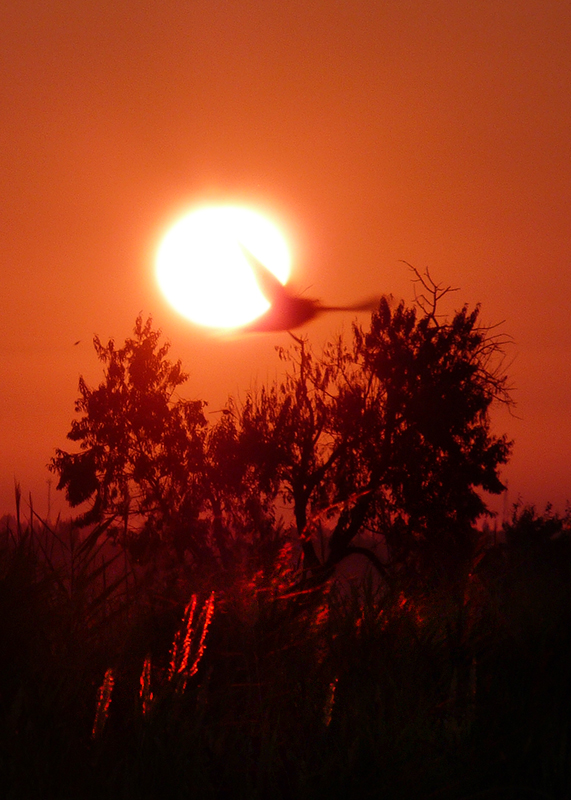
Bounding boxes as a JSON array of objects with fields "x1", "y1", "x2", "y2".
[{"x1": 238, "y1": 244, "x2": 380, "y2": 332}]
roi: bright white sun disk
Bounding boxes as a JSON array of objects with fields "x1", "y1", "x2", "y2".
[{"x1": 156, "y1": 205, "x2": 291, "y2": 329}]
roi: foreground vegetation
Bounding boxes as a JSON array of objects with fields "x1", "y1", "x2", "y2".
[
  {"x1": 1, "y1": 502, "x2": 571, "y2": 799},
  {"x1": 3, "y1": 276, "x2": 569, "y2": 797}
]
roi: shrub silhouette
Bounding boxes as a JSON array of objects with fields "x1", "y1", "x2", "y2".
[
  {"x1": 232, "y1": 288, "x2": 512, "y2": 591},
  {"x1": 51, "y1": 270, "x2": 512, "y2": 593},
  {"x1": 50, "y1": 315, "x2": 209, "y2": 562}
]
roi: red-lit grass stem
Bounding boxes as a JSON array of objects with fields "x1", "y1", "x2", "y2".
[{"x1": 92, "y1": 668, "x2": 114, "y2": 740}]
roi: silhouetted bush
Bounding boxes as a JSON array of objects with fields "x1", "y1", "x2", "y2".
[{"x1": 51, "y1": 274, "x2": 512, "y2": 596}]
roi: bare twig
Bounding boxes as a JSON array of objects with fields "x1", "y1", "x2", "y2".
[{"x1": 401, "y1": 261, "x2": 460, "y2": 326}]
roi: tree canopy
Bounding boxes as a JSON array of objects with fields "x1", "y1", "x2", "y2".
[
  {"x1": 51, "y1": 273, "x2": 512, "y2": 588},
  {"x1": 50, "y1": 316, "x2": 207, "y2": 557}
]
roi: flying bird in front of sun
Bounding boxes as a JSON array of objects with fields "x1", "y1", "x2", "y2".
[
  {"x1": 238, "y1": 244, "x2": 380, "y2": 332},
  {"x1": 155, "y1": 204, "x2": 382, "y2": 333}
]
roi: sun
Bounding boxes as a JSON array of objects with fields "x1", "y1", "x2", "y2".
[{"x1": 155, "y1": 205, "x2": 291, "y2": 329}]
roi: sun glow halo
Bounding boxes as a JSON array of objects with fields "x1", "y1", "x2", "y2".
[{"x1": 156, "y1": 205, "x2": 291, "y2": 329}]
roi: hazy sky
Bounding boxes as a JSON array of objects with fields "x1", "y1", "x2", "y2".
[{"x1": 1, "y1": 0, "x2": 570, "y2": 519}]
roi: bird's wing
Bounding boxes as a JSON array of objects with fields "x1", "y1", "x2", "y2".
[{"x1": 238, "y1": 244, "x2": 291, "y2": 306}]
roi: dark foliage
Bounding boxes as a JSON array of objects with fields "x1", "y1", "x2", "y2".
[
  {"x1": 224, "y1": 276, "x2": 512, "y2": 590},
  {"x1": 50, "y1": 315, "x2": 208, "y2": 558},
  {"x1": 50, "y1": 273, "x2": 512, "y2": 595}
]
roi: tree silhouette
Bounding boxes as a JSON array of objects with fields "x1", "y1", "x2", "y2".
[
  {"x1": 50, "y1": 316, "x2": 282, "y2": 572},
  {"x1": 229, "y1": 271, "x2": 512, "y2": 588},
  {"x1": 51, "y1": 273, "x2": 512, "y2": 588},
  {"x1": 50, "y1": 316, "x2": 208, "y2": 560}
]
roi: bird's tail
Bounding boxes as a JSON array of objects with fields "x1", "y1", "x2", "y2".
[{"x1": 323, "y1": 295, "x2": 391, "y2": 313}]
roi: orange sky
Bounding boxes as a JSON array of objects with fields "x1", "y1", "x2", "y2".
[{"x1": 1, "y1": 0, "x2": 570, "y2": 520}]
